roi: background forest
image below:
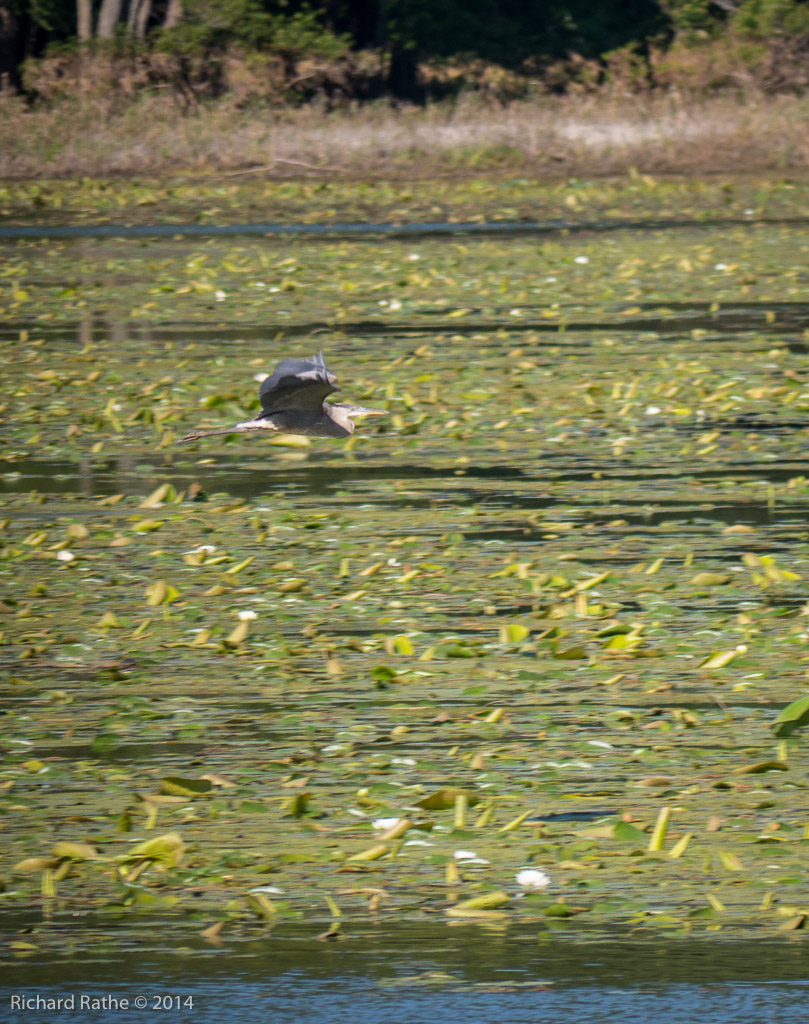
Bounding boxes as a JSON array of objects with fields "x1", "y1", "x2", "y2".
[{"x1": 3, "y1": 0, "x2": 809, "y2": 104}]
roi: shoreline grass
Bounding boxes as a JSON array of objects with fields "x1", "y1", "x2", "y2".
[{"x1": 3, "y1": 90, "x2": 809, "y2": 181}]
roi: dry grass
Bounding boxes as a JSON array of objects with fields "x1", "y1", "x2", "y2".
[{"x1": 3, "y1": 88, "x2": 809, "y2": 180}]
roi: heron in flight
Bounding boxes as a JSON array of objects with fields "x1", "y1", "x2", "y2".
[{"x1": 178, "y1": 352, "x2": 386, "y2": 443}]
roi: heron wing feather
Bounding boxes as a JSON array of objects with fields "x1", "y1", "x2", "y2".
[{"x1": 258, "y1": 351, "x2": 339, "y2": 414}]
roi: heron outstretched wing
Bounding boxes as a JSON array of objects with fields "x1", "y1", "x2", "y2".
[{"x1": 258, "y1": 351, "x2": 340, "y2": 415}]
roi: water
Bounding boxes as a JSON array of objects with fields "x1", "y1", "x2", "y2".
[
  {"x1": 4, "y1": 210, "x2": 809, "y2": 1020},
  {"x1": 1, "y1": 214, "x2": 808, "y2": 242},
  {"x1": 2, "y1": 926, "x2": 808, "y2": 1024}
]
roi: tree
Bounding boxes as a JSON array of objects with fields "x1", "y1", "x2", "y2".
[
  {"x1": 0, "y1": 1, "x2": 22, "y2": 88},
  {"x1": 126, "y1": 0, "x2": 152, "y2": 39},
  {"x1": 96, "y1": 0, "x2": 124, "y2": 38},
  {"x1": 76, "y1": 0, "x2": 91, "y2": 40}
]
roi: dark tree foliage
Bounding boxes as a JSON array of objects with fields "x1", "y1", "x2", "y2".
[{"x1": 5, "y1": 0, "x2": 809, "y2": 97}]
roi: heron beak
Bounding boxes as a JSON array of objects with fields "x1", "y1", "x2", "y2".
[{"x1": 351, "y1": 406, "x2": 387, "y2": 418}]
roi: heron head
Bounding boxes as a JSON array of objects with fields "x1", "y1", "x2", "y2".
[{"x1": 328, "y1": 402, "x2": 387, "y2": 435}]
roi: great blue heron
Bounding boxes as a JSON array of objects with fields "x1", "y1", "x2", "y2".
[{"x1": 178, "y1": 352, "x2": 386, "y2": 443}]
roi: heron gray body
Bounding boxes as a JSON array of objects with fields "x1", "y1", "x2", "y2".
[{"x1": 178, "y1": 352, "x2": 385, "y2": 443}]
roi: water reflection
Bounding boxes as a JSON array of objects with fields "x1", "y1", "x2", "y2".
[
  {"x1": 2, "y1": 214, "x2": 809, "y2": 242},
  {"x1": 4, "y1": 456, "x2": 809, "y2": 530},
  {"x1": 3, "y1": 302, "x2": 809, "y2": 343}
]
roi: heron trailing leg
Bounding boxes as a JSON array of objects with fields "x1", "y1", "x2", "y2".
[{"x1": 177, "y1": 420, "x2": 278, "y2": 443}]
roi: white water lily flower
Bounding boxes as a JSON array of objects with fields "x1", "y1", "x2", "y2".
[
  {"x1": 249, "y1": 885, "x2": 284, "y2": 894},
  {"x1": 56, "y1": 550, "x2": 75, "y2": 562},
  {"x1": 714, "y1": 263, "x2": 728, "y2": 270},
  {"x1": 403, "y1": 839, "x2": 434, "y2": 847},
  {"x1": 215, "y1": 289, "x2": 227, "y2": 301},
  {"x1": 372, "y1": 817, "x2": 400, "y2": 831},
  {"x1": 516, "y1": 868, "x2": 551, "y2": 890},
  {"x1": 454, "y1": 850, "x2": 490, "y2": 865},
  {"x1": 238, "y1": 610, "x2": 258, "y2": 621},
  {"x1": 645, "y1": 405, "x2": 661, "y2": 415},
  {"x1": 391, "y1": 757, "x2": 416, "y2": 766},
  {"x1": 188, "y1": 544, "x2": 216, "y2": 554},
  {"x1": 574, "y1": 255, "x2": 589, "y2": 264}
]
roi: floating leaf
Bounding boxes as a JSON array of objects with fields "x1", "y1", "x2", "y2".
[
  {"x1": 689, "y1": 572, "x2": 730, "y2": 586},
  {"x1": 124, "y1": 831, "x2": 185, "y2": 867},
  {"x1": 145, "y1": 580, "x2": 180, "y2": 606},
  {"x1": 499, "y1": 623, "x2": 530, "y2": 643},
  {"x1": 159, "y1": 777, "x2": 214, "y2": 797},
  {"x1": 139, "y1": 484, "x2": 175, "y2": 508},
  {"x1": 246, "y1": 893, "x2": 276, "y2": 919},
  {"x1": 97, "y1": 611, "x2": 123, "y2": 629},
  {"x1": 545, "y1": 903, "x2": 579, "y2": 918},
  {"x1": 716, "y1": 850, "x2": 743, "y2": 871},
  {"x1": 648, "y1": 807, "x2": 672, "y2": 852},
  {"x1": 224, "y1": 620, "x2": 250, "y2": 646},
  {"x1": 51, "y1": 842, "x2": 97, "y2": 861},
  {"x1": 773, "y1": 695, "x2": 809, "y2": 737},
  {"x1": 731, "y1": 761, "x2": 788, "y2": 774},
  {"x1": 133, "y1": 518, "x2": 164, "y2": 533},
  {"x1": 14, "y1": 857, "x2": 58, "y2": 873},
  {"x1": 392, "y1": 634, "x2": 415, "y2": 655},
  {"x1": 668, "y1": 833, "x2": 693, "y2": 859},
  {"x1": 699, "y1": 650, "x2": 738, "y2": 670},
  {"x1": 346, "y1": 844, "x2": 389, "y2": 862},
  {"x1": 779, "y1": 914, "x2": 808, "y2": 931},
  {"x1": 613, "y1": 821, "x2": 647, "y2": 844},
  {"x1": 416, "y1": 788, "x2": 479, "y2": 811},
  {"x1": 449, "y1": 890, "x2": 510, "y2": 911}
]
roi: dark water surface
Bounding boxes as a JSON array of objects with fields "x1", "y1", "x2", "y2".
[
  {"x1": 2, "y1": 925, "x2": 809, "y2": 1024},
  {"x1": 1, "y1": 214, "x2": 804, "y2": 242}
]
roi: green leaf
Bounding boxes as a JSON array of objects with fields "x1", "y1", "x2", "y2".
[
  {"x1": 51, "y1": 841, "x2": 97, "y2": 861},
  {"x1": 731, "y1": 760, "x2": 789, "y2": 774},
  {"x1": 773, "y1": 695, "x2": 809, "y2": 737},
  {"x1": 613, "y1": 820, "x2": 648, "y2": 843},
  {"x1": 159, "y1": 776, "x2": 214, "y2": 797},
  {"x1": 125, "y1": 831, "x2": 185, "y2": 866},
  {"x1": 416, "y1": 787, "x2": 479, "y2": 811}
]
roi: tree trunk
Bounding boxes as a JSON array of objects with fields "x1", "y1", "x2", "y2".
[
  {"x1": 135, "y1": 0, "x2": 152, "y2": 38},
  {"x1": 388, "y1": 43, "x2": 421, "y2": 102},
  {"x1": 163, "y1": 0, "x2": 182, "y2": 29},
  {"x1": 373, "y1": 0, "x2": 389, "y2": 48},
  {"x1": 126, "y1": 0, "x2": 152, "y2": 38},
  {"x1": 96, "y1": 0, "x2": 124, "y2": 39},
  {"x1": 0, "y1": 3, "x2": 21, "y2": 90},
  {"x1": 77, "y1": 0, "x2": 92, "y2": 41}
]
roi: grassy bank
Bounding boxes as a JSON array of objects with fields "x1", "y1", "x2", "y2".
[{"x1": 3, "y1": 90, "x2": 809, "y2": 180}]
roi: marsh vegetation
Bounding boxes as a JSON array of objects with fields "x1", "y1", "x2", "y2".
[{"x1": 2, "y1": 174, "x2": 809, "y2": 972}]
